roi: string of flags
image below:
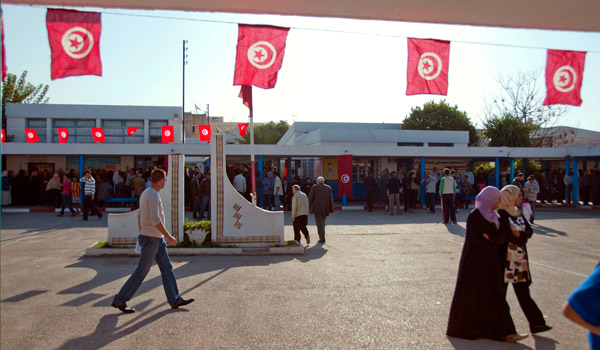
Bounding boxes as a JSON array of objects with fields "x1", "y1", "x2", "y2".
[{"x1": 0, "y1": 7, "x2": 592, "y2": 144}]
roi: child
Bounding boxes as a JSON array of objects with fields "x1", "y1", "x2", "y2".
[
  {"x1": 522, "y1": 197, "x2": 533, "y2": 223},
  {"x1": 70, "y1": 175, "x2": 81, "y2": 215}
]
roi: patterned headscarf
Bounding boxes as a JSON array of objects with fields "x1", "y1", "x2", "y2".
[
  {"x1": 475, "y1": 186, "x2": 501, "y2": 228},
  {"x1": 498, "y1": 185, "x2": 521, "y2": 217}
]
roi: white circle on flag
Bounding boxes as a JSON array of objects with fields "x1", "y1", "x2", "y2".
[
  {"x1": 61, "y1": 27, "x2": 95, "y2": 59},
  {"x1": 417, "y1": 52, "x2": 443, "y2": 81},
  {"x1": 95, "y1": 132, "x2": 102, "y2": 137},
  {"x1": 27, "y1": 132, "x2": 34, "y2": 138},
  {"x1": 60, "y1": 131, "x2": 67, "y2": 138},
  {"x1": 341, "y1": 174, "x2": 350, "y2": 184},
  {"x1": 164, "y1": 130, "x2": 171, "y2": 137},
  {"x1": 247, "y1": 41, "x2": 277, "y2": 69},
  {"x1": 202, "y1": 129, "x2": 209, "y2": 136},
  {"x1": 553, "y1": 65, "x2": 577, "y2": 93}
]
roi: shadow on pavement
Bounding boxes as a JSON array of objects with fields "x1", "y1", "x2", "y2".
[
  {"x1": 444, "y1": 223, "x2": 467, "y2": 237},
  {"x1": 1, "y1": 289, "x2": 49, "y2": 303},
  {"x1": 447, "y1": 336, "x2": 534, "y2": 350},
  {"x1": 532, "y1": 224, "x2": 567, "y2": 237}
]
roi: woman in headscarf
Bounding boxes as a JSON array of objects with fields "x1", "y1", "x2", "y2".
[
  {"x1": 447, "y1": 186, "x2": 527, "y2": 342},
  {"x1": 1, "y1": 170, "x2": 11, "y2": 206},
  {"x1": 498, "y1": 185, "x2": 552, "y2": 334}
]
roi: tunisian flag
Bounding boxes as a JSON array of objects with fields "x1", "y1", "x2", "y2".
[
  {"x1": 198, "y1": 125, "x2": 211, "y2": 142},
  {"x1": 543, "y1": 50, "x2": 586, "y2": 106},
  {"x1": 337, "y1": 155, "x2": 353, "y2": 199},
  {"x1": 238, "y1": 123, "x2": 249, "y2": 138},
  {"x1": 91, "y1": 128, "x2": 105, "y2": 142},
  {"x1": 24, "y1": 129, "x2": 40, "y2": 143},
  {"x1": 162, "y1": 126, "x2": 174, "y2": 143},
  {"x1": 234, "y1": 24, "x2": 290, "y2": 89},
  {"x1": 406, "y1": 38, "x2": 450, "y2": 95},
  {"x1": 127, "y1": 127, "x2": 138, "y2": 136},
  {"x1": 57, "y1": 128, "x2": 69, "y2": 143},
  {"x1": 1, "y1": 129, "x2": 5, "y2": 143},
  {"x1": 46, "y1": 9, "x2": 102, "y2": 80}
]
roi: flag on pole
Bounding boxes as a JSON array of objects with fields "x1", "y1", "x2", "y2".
[
  {"x1": 57, "y1": 128, "x2": 69, "y2": 143},
  {"x1": 337, "y1": 155, "x2": 353, "y2": 199},
  {"x1": 24, "y1": 129, "x2": 40, "y2": 143},
  {"x1": 91, "y1": 127, "x2": 105, "y2": 142},
  {"x1": 543, "y1": 49, "x2": 586, "y2": 106},
  {"x1": 162, "y1": 126, "x2": 174, "y2": 143},
  {"x1": 234, "y1": 24, "x2": 290, "y2": 89},
  {"x1": 198, "y1": 125, "x2": 211, "y2": 142},
  {"x1": 46, "y1": 9, "x2": 102, "y2": 80},
  {"x1": 238, "y1": 123, "x2": 248, "y2": 138},
  {"x1": 238, "y1": 85, "x2": 253, "y2": 111},
  {"x1": 406, "y1": 38, "x2": 450, "y2": 95},
  {"x1": 127, "y1": 127, "x2": 138, "y2": 137}
]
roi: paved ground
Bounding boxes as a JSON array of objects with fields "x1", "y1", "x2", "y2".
[{"x1": 1, "y1": 207, "x2": 599, "y2": 350}]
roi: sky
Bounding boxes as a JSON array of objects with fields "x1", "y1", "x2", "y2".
[{"x1": 2, "y1": 4, "x2": 600, "y2": 131}]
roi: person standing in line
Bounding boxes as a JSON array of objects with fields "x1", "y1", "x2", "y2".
[
  {"x1": 386, "y1": 171, "x2": 402, "y2": 215},
  {"x1": 378, "y1": 169, "x2": 389, "y2": 208},
  {"x1": 447, "y1": 186, "x2": 527, "y2": 342},
  {"x1": 262, "y1": 172, "x2": 274, "y2": 211},
  {"x1": 70, "y1": 175, "x2": 81, "y2": 215},
  {"x1": 57, "y1": 175, "x2": 76, "y2": 217},
  {"x1": 273, "y1": 172, "x2": 283, "y2": 211},
  {"x1": 497, "y1": 185, "x2": 552, "y2": 335},
  {"x1": 308, "y1": 176, "x2": 334, "y2": 244},
  {"x1": 233, "y1": 169, "x2": 247, "y2": 198},
  {"x1": 461, "y1": 175, "x2": 473, "y2": 210},
  {"x1": 282, "y1": 178, "x2": 293, "y2": 210},
  {"x1": 538, "y1": 170, "x2": 549, "y2": 203},
  {"x1": 562, "y1": 260, "x2": 600, "y2": 350},
  {"x1": 1, "y1": 170, "x2": 12, "y2": 206},
  {"x1": 112, "y1": 169, "x2": 194, "y2": 313},
  {"x1": 80, "y1": 170, "x2": 102, "y2": 221},
  {"x1": 523, "y1": 175, "x2": 540, "y2": 223},
  {"x1": 564, "y1": 171, "x2": 574, "y2": 205},
  {"x1": 557, "y1": 168, "x2": 566, "y2": 203},
  {"x1": 199, "y1": 172, "x2": 211, "y2": 220},
  {"x1": 463, "y1": 165, "x2": 474, "y2": 186},
  {"x1": 439, "y1": 168, "x2": 457, "y2": 224},
  {"x1": 406, "y1": 171, "x2": 421, "y2": 214},
  {"x1": 581, "y1": 170, "x2": 592, "y2": 205},
  {"x1": 46, "y1": 173, "x2": 62, "y2": 208},
  {"x1": 191, "y1": 171, "x2": 202, "y2": 220},
  {"x1": 363, "y1": 171, "x2": 376, "y2": 212},
  {"x1": 591, "y1": 166, "x2": 600, "y2": 205},
  {"x1": 301, "y1": 177, "x2": 313, "y2": 197},
  {"x1": 131, "y1": 171, "x2": 146, "y2": 208},
  {"x1": 425, "y1": 171, "x2": 437, "y2": 213},
  {"x1": 291, "y1": 184, "x2": 310, "y2": 245}
]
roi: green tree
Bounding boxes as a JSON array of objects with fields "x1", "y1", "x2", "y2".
[
  {"x1": 236, "y1": 120, "x2": 290, "y2": 144},
  {"x1": 483, "y1": 113, "x2": 535, "y2": 147},
  {"x1": 402, "y1": 100, "x2": 479, "y2": 146},
  {"x1": 2, "y1": 71, "x2": 50, "y2": 130}
]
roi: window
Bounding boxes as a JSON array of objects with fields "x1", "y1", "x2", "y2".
[
  {"x1": 149, "y1": 120, "x2": 168, "y2": 143},
  {"x1": 397, "y1": 142, "x2": 424, "y2": 147},
  {"x1": 52, "y1": 119, "x2": 95, "y2": 143},
  {"x1": 27, "y1": 119, "x2": 47, "y2": 143},
  {"x1": 102, "y1": 120, "x2": 144, "y2": 144},
  {"x1": 352, "y1": 157, "x2": 381, "y2": 183}
]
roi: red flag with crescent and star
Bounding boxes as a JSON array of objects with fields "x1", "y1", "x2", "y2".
[
  {"x1": 406, "y1": 38, "x2": 450, "y2": 96},
  {"x1": 24, "y1": 129, "x2": 39, "y2": 143},
  {"x1": 162, "y1": 126, "x2": 174, "y2": 143},
  {"x1": 57, "y1": 128, "x2": 69, "y2": 143},
  {"x1": 234, "y1": 24, "x2": 290, "y2": 89},
  {"x1": 1, "y1": 129, "x2": 5, "y2": 143},
  {"x1": 198, "y1": 125, "x2": 211, "y2": 142},
  {"x1": 127, "y1": 127, "x2": 138, "y2": 137},
  {"x1": 238, "y1": 123, "x2": 248, "y2": 138},
  {"x1": 337, "y1": 155, "x2": 353, "y2": 199},
  {"x1": 91, "y1": 128, "x2": 105, "y2": 143},
  {"x1": 543, "y1": 50, "x2": 586, "y2": 106},
  {"x1": 46, "y1": 9, "x2": 102, "y2": 80}
]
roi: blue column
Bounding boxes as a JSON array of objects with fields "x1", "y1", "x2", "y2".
[
  {"x1": 565, "y1": 157, "x2": 570, "y2": 203},
  {"x1": 342, "y1": 194, "x2": 347, "y2": 206},
  {"x1": 510, "y1": 158, "x2": 515, "y2": 184},
  {"x1": 420, "y1": 157, "x2": 426, "y2": 205},
  {"x1": 542, "y1": 160, "x2": 547, "y2": 170},
  {"x1": 258, "y1": 155, "x2": 264, "y2": 208},
  {"x1": 572, "y1": 158, "x2": 579, "y2": 204},
  {"x1": 495, "y1": 157, "x2": 500, "y2": 189},
  {"x1": 79, "y1": 154, "x2": 85, "y2": 202}
]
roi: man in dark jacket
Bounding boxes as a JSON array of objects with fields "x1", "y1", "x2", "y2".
[
  {"x1": 191, "y1": 172, "x2": 202, "y2": 219},
  {"x1": 308, "y1": 176, "x2": 334, "y2": 244},
  {"x1": 199, "y1": 172, "x2": 211, "y2": 220},
  {"x1": 363, "y1": 172, "x2": 376, "y2": 212},
  {"x1": 387, "y1": 171, "x2": 402, "y2": 215}
]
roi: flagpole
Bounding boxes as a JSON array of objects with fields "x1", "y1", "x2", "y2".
[{"x1": 250, "y1": 96, "x2": 256, "y2": 206}]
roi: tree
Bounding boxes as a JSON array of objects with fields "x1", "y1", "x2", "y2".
[
  {"x1": 2, "y1": 71, "x2": 50, "y2": 130},
  {"x1": 483, "y1": 113, "x2": 535, "y2": 147},
  {"x1": 236, "y1": 120, "x2": 290, "y2": 144},
  {"x1": 402, "y1": 100, "x2": 479, "y2": 146},
  {"x1": 484, "y1": 70, "x2": 568, "y2": 146}
]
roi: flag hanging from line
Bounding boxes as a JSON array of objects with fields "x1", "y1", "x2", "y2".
[
  {"x1": 238, "y1": 85, "x2": 253, "y2": 111},
  {"x1": 57, "y1": 128, "x2": 69, "y2": 143},
  {"x1": 198, "y1": 125, "x2": 211, "y2": 142},
  {"x1": 162, "y1": 126, "x2": 174, "y2": 143},
  {"x1": 46, "y1": 9, "x2": 102, "y2": 80},
  {"x1": 406, "y1": 38, "x2": 450, "y2": 96},
  {"x1": 127, "y1": 127, "x2": 138, "y2": 137},
  {"x1": 1, "y1": 129, "x2": 5, "y2": 143},
  {"x1": 91, "y1": 127, "x2": 105, "y2": 142},
  {"x1": 337, "y1": 155, "x2": 353, "y2": 199},
  {"x1": 234, "y1": 24, "x2": 290, "y2": 89},
  {"x1": 24, "y1": 129, "x2": 39, "y2": 143},
  {"x1": 238, "y1": 123, "x2": 248, "y2": 138},
  {"x1": 543, "y1": 49, "x2": 586, "y2": 106}
]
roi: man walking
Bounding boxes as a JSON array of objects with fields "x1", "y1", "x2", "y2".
[
  {"x1": 363, "y1": 172, "x2": 376, "y2": 212},
  {"x1": 439, "y1": 168, "x2": 457, "y2": 224},
  {"x1": 112, "y1": 169, "x2": 194, "y2": 313},
  {"x1": 80, "y1": 170, "x2": 102, "y2": 221},
  {"x1": 309, "y1": 176, "x2": 334, "y2": 244},
  {"x1": 386, "y1": 171, "x2": 402, "y2": 215},
  {"x1": 291, "y1": 184, "x2": 310, "y2": 245}
]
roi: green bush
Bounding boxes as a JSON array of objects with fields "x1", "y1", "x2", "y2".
[{"x1": 182, "y1": 218, "x2": 213, "y2": 247}]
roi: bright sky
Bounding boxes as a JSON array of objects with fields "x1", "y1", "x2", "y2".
[{"x1": 2, "y1": 4, "x2": 600, "y2": 131}]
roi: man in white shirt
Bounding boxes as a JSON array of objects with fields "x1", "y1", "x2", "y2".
[
  {"x1": 233, "y1": 169, "x2": 247, "y2": 197},
  {"x1": 273, "y1": 172, "x2": 283, "y2": 211},
  {"x1": 439, "y1": 168, "x2": 457, "y2": 224}
]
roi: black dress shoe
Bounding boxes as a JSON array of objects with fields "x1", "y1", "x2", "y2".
[
  {"x1": 111, "y1": 303, "x2": 135, "y2": 313},
  {"x1": 317, "y1": 240, "x2": 325, "y2": 244},
  {"x1": 531, "y1": 325, "x2": 552, "y2": 334},
  {"x1": 171, "y1": 298, "x2": 195, "y2": 309}
]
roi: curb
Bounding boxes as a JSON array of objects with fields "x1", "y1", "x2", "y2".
[{"x1": 84, "y1": 244, "x2": 305, "y2": 257}]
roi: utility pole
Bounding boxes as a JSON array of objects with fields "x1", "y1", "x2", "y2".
[
  {"x1": 206, "y1": 104, "x2": 210, "y2": 125},
  {"x1": 182, "y1": 40, "x2": 188, "y2": 143}
]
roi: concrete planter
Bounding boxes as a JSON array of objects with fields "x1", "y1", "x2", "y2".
[{"x1": 185, "y1": 229, "x2": 208, "y2": 246}]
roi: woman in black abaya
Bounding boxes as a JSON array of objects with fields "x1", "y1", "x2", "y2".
[{"x1": 447, "y1": 186, "x2": 527, "y2": 342}]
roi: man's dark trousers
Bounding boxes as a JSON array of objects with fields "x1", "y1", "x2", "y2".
[
  {"x1": 83, "y1": 195, "x2": 102, "y2": 220},
  {"x1": 442, "y1": 193, "x2": 456, "y2": 223},
  {"x1": 314, "y1": 212, "x2": 327, "y2": 242},
  {"x1": 293, "y1": 215, "x2": 309, "y2": 242},
  {"x1": 366, "y1": 189, "x2": 375, "y2": 211}
]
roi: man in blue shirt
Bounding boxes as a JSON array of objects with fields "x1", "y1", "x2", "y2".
[
  {"x1": 262, "y1": 172, "x2": 274, "y2": 211},
  {"x1": 563, "y1": 260, "x2": 600, "y2": 349}
]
